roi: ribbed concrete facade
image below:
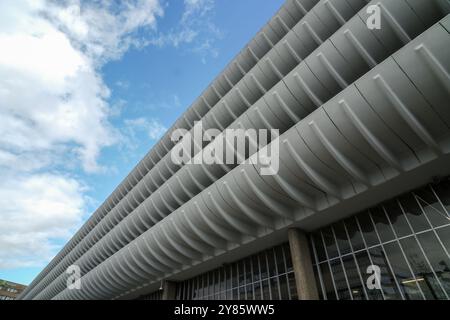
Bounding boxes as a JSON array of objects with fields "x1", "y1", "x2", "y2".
[{"x1": 20, "y1": 0, "x2": 450, "y2": 300}]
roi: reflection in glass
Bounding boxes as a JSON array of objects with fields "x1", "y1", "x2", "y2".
[
  {"x1": 246, "y1": 283, "x2": 253, "y2": 300},
  {"x1": 275, "y1": 246, "x2": 285, "y2": 274},
  {"x1": 254, "y1": 281, "x2": 262, "y2": 300},
  {"x1": 330, "y1": 259, "x2": 351, "y2": 300},
  {"x1": 317, "y1": 262, "x2": 337, "y2": 300},
  {"x1": 342, "y1": 255, "x2": 366, "y2": 300},
  {"x1": 345, "y1": 216, "x2": 365, "y2": 251},
  {"x1": 232, "y1": 288, "x2": 238, "y2": 300},
  {"x1": 279, "y1": 274, "x2": 289, "y2": 300},
  {"x1": 334, "y1": 221, "x2": 352, "y2": 255},
  {"x1": 436, "y1": 226, "x2": 450, "y2": 255},
  {"x1": 399, "y1": 194, "x2": 431, "y2": 232},
  {"x1": 238, "y1": 261, "x2": 245, "y2": 287},
  {"x1": 383, "y1": 242, "x2": 422, "y2": 300},
  {"x1": 232, "y1": 264, "x2": 238, "y2": 288},
  {"x1": 369, "y1": 246, "x2": 402, "y2": 299},
  {"x1": 206, "y1": 272, "x2": 211, "y2": 298},
  {"x1": 358, "y1": 212, "x2": 380, "y2": 247},
  {"x1": 201, "y1": 274, "x2": 207, "y2": 298},
  {"x1": 252, "y1": 255, "x2": 260, "y2": 282},
  {"x1": 415, "y1": 187, "x2": 449, "y2": 227},
  {"x1": 239, "y1": 286, "x2": 245, "y2": 300},
  {"x1": 370, "y1": 208, "x2": 395, "y2": 242},
  {"x1": 400, "y1": 237, "x2": 446, "y2": 299},
  {"x1": 220, "y1": 268, "x2": 226, "y2": 293},
  {"x1": 260, "y1": 252, "x2": 268, "y2": 280},
  {"x1": 313, "y1": 232, "x2": 327, "y2": 262},
  {"x1": 433, "y1": 180, "x2": 450, "y2": 215},
  {"x1": 322, "y1": 227, "x2": 339, "y2": 259},
  {"x1": 227, "y1": 266, "x2": 232, "y2": 292},
  {"x1": 270, "y1": 277, "x2": 280, "y2": 300},
  {"x1": 383, "y1": 200, "x2": 412, "y2": 237},
  {"x1": 245, "y1": 259, "x2": 253, "y2": 285},
  {"x1": 262, "y1": 279, "x2": 270, "y2": 300},
  {"x1": 193, "y1": 278, "x2": 198, "y2": 300},
  {"x1": 417, "y1": 232, "x2": 450, "y2": 297},
  {"x1": 267, "y1": 250, "x2": 277, "y2": 278},
  {"x1": 213, "y1": 271, "x2": 219, "y2": 297}
]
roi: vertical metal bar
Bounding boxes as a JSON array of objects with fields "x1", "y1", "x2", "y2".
[
  {"x1": 354, "y1": 215, "x2": 387, "y2": 300},
  {"x1": 395, "y1": 199, "x2": 449, "y2": 299},
  {"x1": 331, "y1": 225, "x2": 353, "y2": 300},
  {"x1": 342, "y1": 221, "x2": 369, "y2": 300},
  {"x1": 376, "y1": 207, "x2": 422, "y2": 300},
  {"x1": 319, "y1": 230, "x2": 340, "y2": 299},
  {"x1": 310, "y1": 234, "x2": 326, "y2": 300},
  {"x1": 273, "y1": 247, "x2": 282, "y2": 300},
  {"x1": 416, "y1": 186, "x2": 450, "y2": 259}
]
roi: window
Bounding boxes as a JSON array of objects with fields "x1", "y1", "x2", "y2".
[
  {"x1": 175, "y1": 243, "x2": 297, "y2": 300},
  {"x1": 312, "y1": 181, "x2": 450, "y2": 300}
]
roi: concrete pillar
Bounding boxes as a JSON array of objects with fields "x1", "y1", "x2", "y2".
[
  {"x1": 288, "y1": 228, "x2": 319, "y2": 300},
  {"x1": 161, "y1": 281, "x2": 177, "y2": 300}
]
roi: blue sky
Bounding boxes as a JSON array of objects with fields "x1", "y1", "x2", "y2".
[{"x1": 0, "y1": 0, "x2": 284, "y2": 285}]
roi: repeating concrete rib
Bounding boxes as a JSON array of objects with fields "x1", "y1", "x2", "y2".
[
  {"x1": 51, "y1": 15, "x2": 450, "y2": 299},
  {"x1": 27, "y1": 0, "x2": 376, "y2": 300},
  {"x1": 19, "y1": 0, "x2": 318, "y2": 300}
]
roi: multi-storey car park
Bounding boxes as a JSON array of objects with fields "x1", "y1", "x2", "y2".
[{"x1": 19, "y1": 0, "x2": 450, "y2": 300}]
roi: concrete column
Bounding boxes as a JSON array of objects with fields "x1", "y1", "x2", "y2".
[
  {"x1": 288, "y1": 228, "x2": 319, "y2": 300},
  {"x1": 161, "y1": 281, "x2": 177, "y2": 300}
]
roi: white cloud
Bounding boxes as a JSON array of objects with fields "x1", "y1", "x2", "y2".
[
  {"x1": 147, "y1": 0, "x2": 222, "y2": 59},
  {"x1": 45, "y1": 0, "x2": 163, "y2": 63},
  {"x1": 0, "y1": 0, "x2": 165, "y2": 173},
  {"x1": 124, "y1": 117, "x2": 167, "y2": 141},
  {"x1": 0, "y1": 173, "x2": 88, "y2": 269},
  {"x1": 0, "y1": 150, "x2": 54, "y2": 172},
  {"x1": 183, "y1": 0, "x2": 215, "y2": 22},
  {"x1": 0, "y1": 0, "x2": 164, "y2": 270},
  {"x1": 0, "y1": 0, "x2": 220, "y2": 272}
]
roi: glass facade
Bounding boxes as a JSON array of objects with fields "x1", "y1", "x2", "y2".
[
  {"x1": 175, "y1": 243, "x2": 297, "y2": 300},
  {"x1": 137, "y1": 289, "x2": 163, "y2": 300},
  {"x1": 311, "y1": 180, "x2": 450, "y2": 300}
]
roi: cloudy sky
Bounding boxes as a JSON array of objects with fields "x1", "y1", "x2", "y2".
[{"x1": 0, "y1": 0, "x2": 284, "y2": 285}]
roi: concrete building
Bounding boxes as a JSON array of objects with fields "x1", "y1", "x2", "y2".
[
  {"x1": 19, "y1": 0, "x2": 450, "y2": 300},
  {"x1": 0, "y1": 280, "x2": 26, "y2": 300}
]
